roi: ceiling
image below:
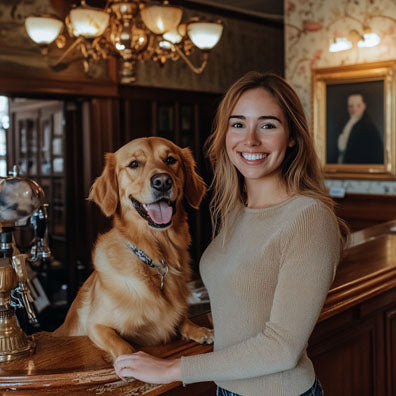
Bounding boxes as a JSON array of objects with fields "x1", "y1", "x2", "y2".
[{"x1": 185, "y1": 0, "x2": 284, "y2": 22}]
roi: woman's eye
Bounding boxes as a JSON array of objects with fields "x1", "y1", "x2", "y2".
[
  {"x1": 128, "y1": 160, "x2": 139, "y2": 168},
  {"x1": 231, "y1": 122, "x2": 244, "y2": 128},
  {"x1": 165, "y1": 156, "x2": 177, "y2": 165},
  {"x1": 261, "y1": 123, "x2": 276, "y2": 129}
]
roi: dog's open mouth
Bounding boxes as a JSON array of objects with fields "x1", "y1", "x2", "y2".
[{"x1": 131, "y1": 197, "x2": 176, "y2": 229}]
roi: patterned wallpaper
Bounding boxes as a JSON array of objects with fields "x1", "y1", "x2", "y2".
[{"x1": 285, "y1": 0, "x2": 396, "y2": 194}]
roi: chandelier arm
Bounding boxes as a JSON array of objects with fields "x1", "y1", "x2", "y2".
[
  {"x1": 49, "y1": 36, "x2": 86, "y2": 67},
  {"x1": 172, "y1": 44, "x2": 209, "y2": 74}
]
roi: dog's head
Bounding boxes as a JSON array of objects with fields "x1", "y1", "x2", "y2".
[{"x1": 88, "y1": 137, "x2": 206, "y2": 230}]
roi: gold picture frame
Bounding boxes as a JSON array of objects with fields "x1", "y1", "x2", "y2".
[{"x1": 312, "y1": 61, "x2": 396, "y2": 179}]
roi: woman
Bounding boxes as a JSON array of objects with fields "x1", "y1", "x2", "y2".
[{"x1": 114, "y1": 71, "x2": 346, "y2": 396}]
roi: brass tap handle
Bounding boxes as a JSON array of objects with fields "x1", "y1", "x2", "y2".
[
  {"x1": 11, "y1": 254, "x2": 39, "y2": 326},
  {"x1": 12, "y1": 254, "x2": 28, "y2": 283}
]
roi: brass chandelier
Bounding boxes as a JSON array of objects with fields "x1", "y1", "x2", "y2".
[{"x1": 24, "y1": 0, "x2": 224, "y2": 83}]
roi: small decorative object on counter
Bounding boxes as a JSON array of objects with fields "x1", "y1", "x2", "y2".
[
  {"x1": 0, "y1": 166, "x2": 44, "y2": 225},
  {"x1": 0, "y1": 166, "x2": 45, "y2": 361}
]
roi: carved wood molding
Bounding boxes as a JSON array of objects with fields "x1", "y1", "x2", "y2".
[
  {"x1": 0, "y1": 75, "x2": 118, "y2": 98},
  {"x1": 320, "y1": 267, "x2": 396, "y2": 322}
]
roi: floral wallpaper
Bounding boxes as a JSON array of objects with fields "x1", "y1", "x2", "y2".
[{"x1": 285, "y1": 0, "x2": 396, "y2": 194}]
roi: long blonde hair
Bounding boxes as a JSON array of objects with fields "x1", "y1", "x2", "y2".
[{"x1": 206, "y1": 71, "x2": 348, "y2": 243}]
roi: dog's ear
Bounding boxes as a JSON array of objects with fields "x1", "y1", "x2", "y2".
[
  {"x1": 181, "y1": 147, "x2": 206, "y2": 209},
  {"x1": 88, "y1": 153, "x2": 119, "y2": 217}
]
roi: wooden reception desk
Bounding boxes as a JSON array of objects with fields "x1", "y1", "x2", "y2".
[
  {"x1": 0, "y1": 328, "x2": 213, "y2": 395},
  {"x1": 1, "y1": 220, "x2": 396, "y2": 395}
]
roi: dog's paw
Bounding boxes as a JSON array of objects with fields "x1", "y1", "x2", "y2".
[
  {"x1": 185, "y1": 326, "x2": 214, "y2": 345},
  {"x1": 101, "y1": 351, "x2": 115, "y2": 365}
]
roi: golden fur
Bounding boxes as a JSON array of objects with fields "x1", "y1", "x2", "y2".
[{"x1": 54, "y1": 137, "x2": 213, "y2": 359}]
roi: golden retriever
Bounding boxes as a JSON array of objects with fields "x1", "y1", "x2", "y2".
[{"x1": 54, "y1": 137, "x2": 213, "y2": 360}]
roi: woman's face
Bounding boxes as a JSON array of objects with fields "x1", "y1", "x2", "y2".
[{"x1": 225, "y1": 88, "x2": 293, "y2": 183}]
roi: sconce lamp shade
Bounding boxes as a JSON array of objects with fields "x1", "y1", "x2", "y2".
[
  {"x1": 358, "y1": 32, "x2": 381, "y2": 48},
  {"x1": 69, "y1": 7, "x2": 110, "y2": 38},
  {"x1": 141, "y1": 5, "x2": 182, "y2": 35},
  {"x1": 329, "y1": 37, "x2": 353, "y2": 52},
  {"x1": 25, "y1": 16, "x2": 63, "y2": 45},
  {"x1": 187, "y1": 22, "x2": 223, "y2": 50}
]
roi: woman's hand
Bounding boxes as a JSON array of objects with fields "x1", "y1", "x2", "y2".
[{"x1": 114, "y1": 351, "x2": 181, "y2": 384}]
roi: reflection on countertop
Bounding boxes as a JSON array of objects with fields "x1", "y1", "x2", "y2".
[{"x1": 347, "y1": 218, "x2": 396, "y2": 248}]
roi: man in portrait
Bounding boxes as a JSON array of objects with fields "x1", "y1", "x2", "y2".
[{"x1": 337, "y1": 93, "x2": 384, "y2": 164}]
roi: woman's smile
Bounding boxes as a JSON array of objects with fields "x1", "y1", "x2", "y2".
[{"x1": 239, "y1": 152, "x2": 269, "y2": 162}]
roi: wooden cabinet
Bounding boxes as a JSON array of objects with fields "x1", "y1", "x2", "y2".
[
  {"x1": 7, "y1": 99, "x2": 67, "y2": 263},
  {"x1": 384, "y1": 306, "x2": 396, "y2": 395},
  {"x1": 308, "y1": 295, "x2": 386, "y2": 395}
]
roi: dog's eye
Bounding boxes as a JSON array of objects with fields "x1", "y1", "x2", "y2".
[
  {"x1": 128, "y1": 160, "x2": 139, "y2": 168},
  {"x1": 165, "y1": 156, "x2": 177, "y2": 165}
]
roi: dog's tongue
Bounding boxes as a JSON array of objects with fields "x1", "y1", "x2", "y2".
[{"x1": 146, "y1": 201, "x2": 173, "y2": 224}]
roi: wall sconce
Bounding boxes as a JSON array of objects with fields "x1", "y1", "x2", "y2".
[
  {"x1": 329, "y1": 27, "x2": 380, "y2": 53},
  {"x1": 24, "y1": 0, "x2": 224, "y2": 83},
  {"x1": 329, "y1": 37, "x2": 353, "y2": 53}
]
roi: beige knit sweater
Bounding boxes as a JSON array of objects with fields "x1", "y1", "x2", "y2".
[{"x1": 181, "y1": 195, "x2": 341, "y2": 396}]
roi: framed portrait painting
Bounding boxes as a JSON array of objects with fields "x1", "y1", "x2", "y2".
[{"x1": 312, "y1": 61, "x2": 396, "y2": 179}]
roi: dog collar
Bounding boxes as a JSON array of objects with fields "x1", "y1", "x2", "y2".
[{"x1": 125, "y1": 241, "x2": 168, "y2": 290}]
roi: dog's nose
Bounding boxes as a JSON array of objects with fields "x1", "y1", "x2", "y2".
[{"x1": 151, "y1": 173, "x2": 173, "y2": 192}]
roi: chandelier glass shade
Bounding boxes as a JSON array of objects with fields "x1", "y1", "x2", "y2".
[
  {"x1": 24, "y1": 0, "x2": 224, "y2": 83},
  {"x1": 68, "y1": 7, "x2": 110, "y2": 38},
  {"x1": 25, "y1": 16, "x2": 64, "y2": 45},
  {"x1": 140, "y1": 4, "x2": 182, "y2": 35},
  {"x1": 187, "y1": 22, "x2": 223, "y2": 50}
]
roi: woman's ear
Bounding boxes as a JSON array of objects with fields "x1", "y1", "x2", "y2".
[
  {"x1": 181, "y1": 147, "x2": 207, "y2": 209},
  {"x1": 88, "y1": 153, "x2": 119, "y2": 217},
  {"x1": 288, "y1": 138, "x2": 296, "y2": 147}
]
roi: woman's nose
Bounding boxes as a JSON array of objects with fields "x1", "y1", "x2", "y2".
[{"x1": 244, "y1": 128, "x2": 260, "y2": 146}]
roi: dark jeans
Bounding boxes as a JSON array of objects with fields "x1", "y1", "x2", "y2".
[
  {"x1": 300, "y1": 378, "x2": 324, "y2": 395},
  {"x1": 216, "y1": 377, "x2": 324, "y2": 396}
]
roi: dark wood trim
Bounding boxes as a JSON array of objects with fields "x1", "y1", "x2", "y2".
[
  {"x1": 118, "y1": 85, "x2": 222, "y2": 102},
  {"x1": 0, "y1": 75, "x2": 118, "y2": 98},
  {"x1": 87, "y1": 0, "x2": 283, "y2": 27},
  {"x1": 171, "y1": 0, "x2": 284, "y2": 27}
]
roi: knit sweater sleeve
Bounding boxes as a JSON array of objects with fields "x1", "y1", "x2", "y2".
[{"x1": 180, "y1": 202, "x2": 341, "y2": 384}]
